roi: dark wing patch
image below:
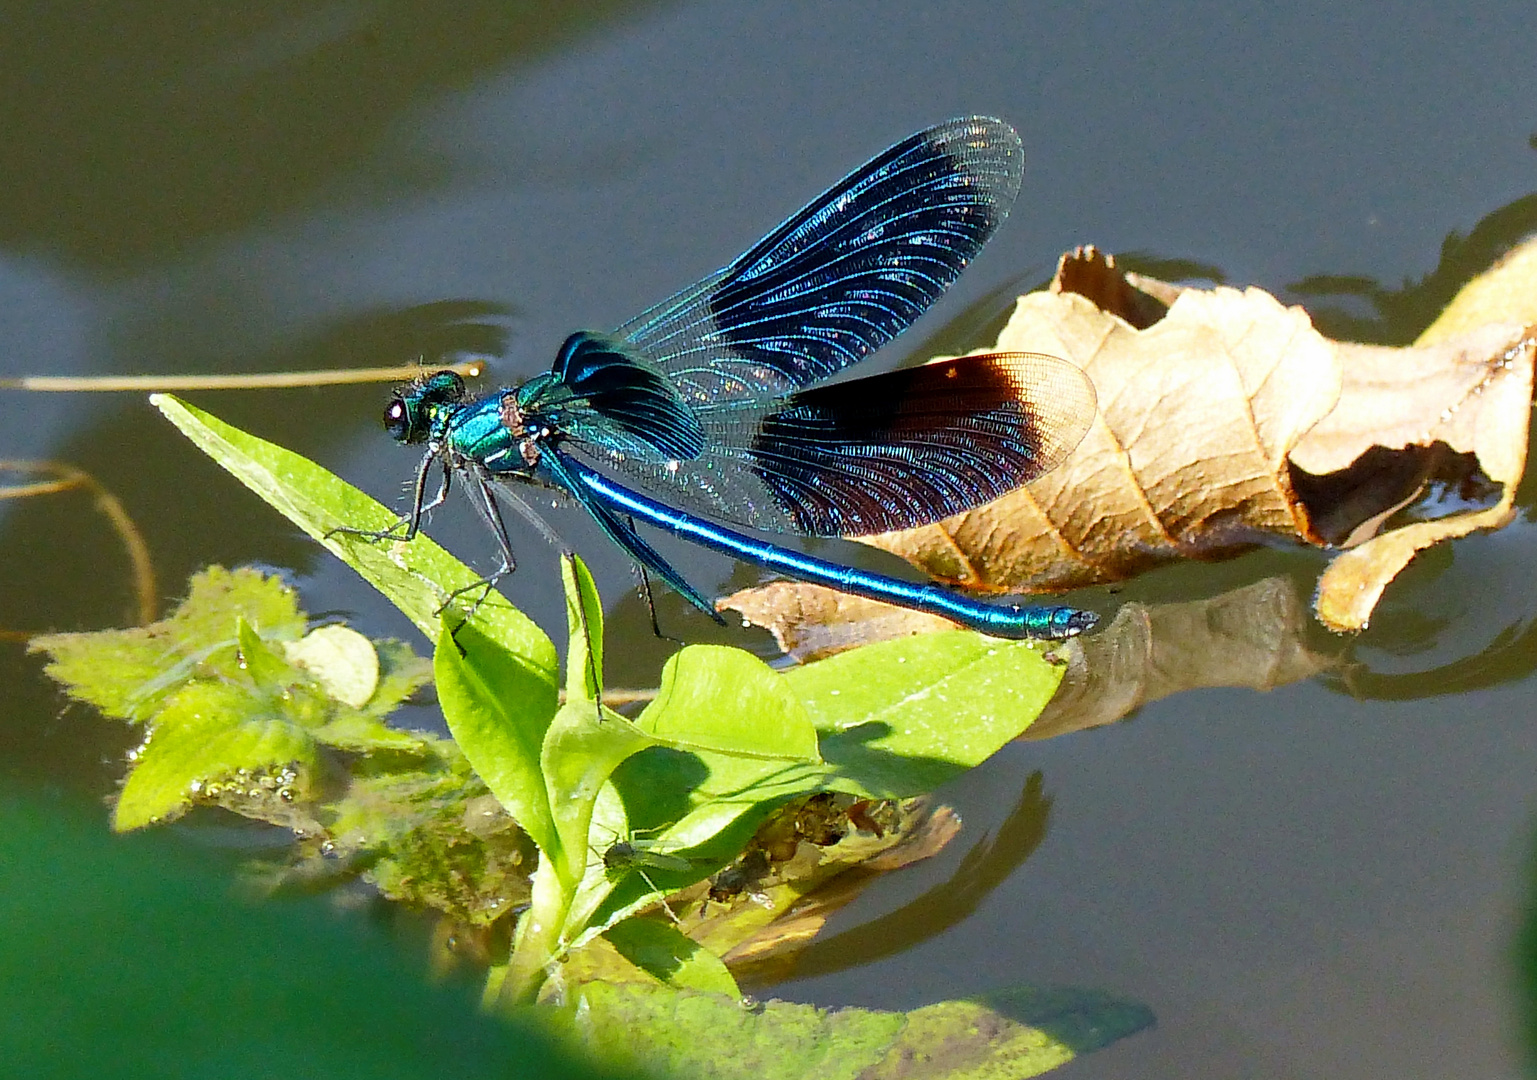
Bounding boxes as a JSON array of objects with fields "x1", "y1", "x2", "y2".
[
  {"x1": 749, "y1": 353, "x2": 1097, "y2": 535},
  {"x1": 574, "y1": 352, "x2": 1096, "y2": 537}
]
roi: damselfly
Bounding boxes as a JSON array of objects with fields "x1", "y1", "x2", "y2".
[{"x1": 342, "y1": 118, "x2": 1098, "y2": 639}]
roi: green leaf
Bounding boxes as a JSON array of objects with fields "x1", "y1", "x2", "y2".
[
  {"x1": 636, "y1": 645, "x2": 822, "y2": 762},
  {"x1": 609, "y1": 760, "x2": 832, "y2": 891},
  {"x1": 786, "y1": 632, "x2": 1067, "y2": 796},
  {"x1": 602, "y1": 918, "x2": 740, "y2": 997},
  {"x1": 152, "y1": 394, "x2": 557, "y2": 678},
  {"x1": 567, "y1": 771, "x2": 736, "y2": 950},
  {"x1": 236, "y1": 615, "x2": 299, "y2": 688},
  {"x1": 541, "y1": 701, "x2": 658, "y2": 893},
  {"x1": 433, "y1": 618, "x2": 560, "y2": 858},
  {"x1": 602, "y1": 632, "x2": 1066, "y2": 899},
  {"x1": 114, "y1": 682, "x2": 317, "y2": 831},
  {"x1": 561, "y1": 553, "x2": 605, "y2": 704},
  {"x1": 284, "y1": 624, "x2": 380, "y2": 708},
  {"x1": 545, "y1": 981, "x2": 1153, "y2": 1080},
  {"x1": 31, "y1": 566, "x2": 305, "y2": 722}
]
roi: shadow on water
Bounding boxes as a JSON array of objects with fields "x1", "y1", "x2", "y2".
[
  {"x1": 0, "y1": 1, "x2": 667, "y2": 272},
  {"x1": 757, "y1": 771, "x2": 1055, "y2": 984},
  {"x1": 974, "y1": 986, "x2": 1156, "y2": 1057}
]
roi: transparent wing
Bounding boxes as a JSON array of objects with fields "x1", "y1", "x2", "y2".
[
  {"x1": 614, "y1": 117, "x2": 1024, "y2": 403},
  {"x1": 567, "y1": 352, "x2": 1096, "y2": 536}
]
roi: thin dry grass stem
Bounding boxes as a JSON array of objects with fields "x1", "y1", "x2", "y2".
[
  {"x1": 0, "y1": 460, "x2": 157, "y2": 629},
  {"x1": 0, "y1": 360, "x2": 484, "y2": 393}
]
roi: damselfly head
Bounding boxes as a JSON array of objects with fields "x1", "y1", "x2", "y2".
[{"x1": 384, "y1": 370, "x2": 469, "y2": 444}]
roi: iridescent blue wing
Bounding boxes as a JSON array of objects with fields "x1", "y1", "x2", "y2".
[
  {"x1": 614, "y1": 117, "x2": 1024, "y2": 403},
  {"x1": 565, "y1": 352, "x2": 1097, "y2": 536}
]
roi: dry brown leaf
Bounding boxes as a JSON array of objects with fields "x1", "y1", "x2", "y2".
[
  {"x1": 719, "y1": 582, "x2": 959, "y2": 663},
  {"x1": 1298, "y1": 324, "x2": 1533, "y2": 628},
  {"x1": 868, "y1": 261, "x2": 1340, "y2": 586},
  {"x1": 852, "y1": 247, "x2": 1537, "y2": 632}
]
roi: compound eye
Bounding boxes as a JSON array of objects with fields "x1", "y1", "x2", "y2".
[{"x1": 383, "y1": 398, "x2": 412, "y2": 442}]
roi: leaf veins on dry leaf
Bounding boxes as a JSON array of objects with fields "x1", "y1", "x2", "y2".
[{"x1": 725, "y1": 240, "x2": 1537, "y2": 640}]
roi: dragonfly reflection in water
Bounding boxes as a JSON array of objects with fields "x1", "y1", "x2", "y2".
[{"x1": 340, "y1": 118, "x2": 1099, "y2": 640}]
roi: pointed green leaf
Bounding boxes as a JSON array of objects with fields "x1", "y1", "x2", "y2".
[
  {"x1": 609, "y1": 747, "x2": 824, "y2": 866},
  {"x1": 310, "y1": 710, "x2": 433, "y2": 753},
  {"x1": 434, "y1": 618, "x2": 561, "y2": 858},
  {"x1": 541, "y1": 701, "x2": 658, "y2": 892},
  {"x1": 786, "y1": 632, "x2": 1067, "y2": 795},
  {"x1": 236, "y1": 616, "x2": 299, "y2": 688},
  {"x1": 561, "y1": 554, "x2": 605, "y2": 704},
  {"x1": 604, "y1": 632, "x2": 1068, "y2": 893},
  {"x1": 152, "y1": 394, "x2": 557, "y2": 676}
]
